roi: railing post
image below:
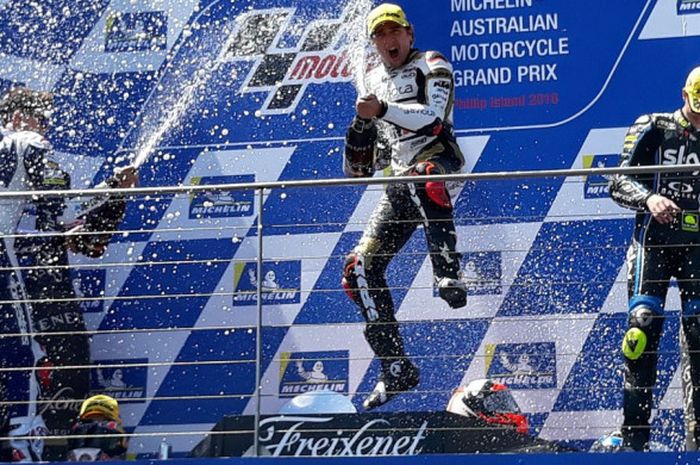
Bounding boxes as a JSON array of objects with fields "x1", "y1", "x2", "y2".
[{"x1": 253, "y1": 186, "x2": 264, "y2": 456}]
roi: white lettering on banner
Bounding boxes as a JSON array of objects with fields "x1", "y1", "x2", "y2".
[
  {"x1": 451, "y1": 0, "x2": 533, "y2": 12},
  {"x1": 454, "y1": 67, "x2": 512, "y2": 86},
  {"x1": 234, "y1": 291, "x2": 297, "y2": 302},
  {"x1": 680, "y1": 2, "x2": 700, "y2": 12},
  {"x1": 451, "y1": 14, "x2": 559, "y2": 36},
  {"x1": 495, "y1": 374, "x2": 555, "y2": 386},
  {"x1": 191, "y1": 204, "x2": 252, "y2": 215},
  {"x1": 454, "y1": 63, "x2": 558, "y2": 86},
  {"x1": 447, "y1": 0, "x2": 570, "y2": 90},
  {"x1": 280, "y1": 383, "x2": 346, "y2": 394},
  {"x1": 451, "y1": 38, "x2": 569, "y2": 61},
  {"x1": 258, "y1": 416, "x2": 428, "y2": 457},
  {"x1": 516, "y1": 63, "x2": 558, "y2": 82},
  {"x1": 586, "y1": 185, "x2": 609, "y2": 197}
]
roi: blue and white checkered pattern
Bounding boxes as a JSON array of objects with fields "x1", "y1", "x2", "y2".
[{"x1": 3, "y1": 0, "x2": 700, "y2": 456}]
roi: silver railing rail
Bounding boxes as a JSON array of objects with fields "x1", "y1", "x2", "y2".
[
  {"x1": 0, "y1": 163, "x2": 697, "y2": 458},
  {"x1": 0, "y1": 163, "x2": 696, "y2": 200}
]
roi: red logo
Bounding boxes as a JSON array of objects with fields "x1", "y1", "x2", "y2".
[{"x1": 287, "y1": 50, "x2": 353, "y2": 84}]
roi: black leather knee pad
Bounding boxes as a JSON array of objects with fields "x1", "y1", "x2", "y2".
[
  {"x1": 342, "y1": 253, "x2": 361, "y2": 304},
  {"x1": 364, "y1": 320, "x2": 404, "y2": 359}
]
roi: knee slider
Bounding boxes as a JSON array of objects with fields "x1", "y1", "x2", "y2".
[
  {"x1": 622, "y1": 327, "x2": 649, "y2": 361},
  {"x1": 622, "y1": 296, "x2": 663, "y2": 361},
  {"x1": 412, "y1": 161, "x2": 452, "y2": 209}
]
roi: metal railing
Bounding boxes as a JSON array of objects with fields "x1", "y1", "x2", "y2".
[{"x1": 1, "y1": 163, "x2": 699, "y2": 458}]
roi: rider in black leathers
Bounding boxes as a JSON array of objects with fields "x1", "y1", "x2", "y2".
[
  {"x1": 15, "y1": 184, "x2": 127, "y2": 451},
  {"x1": 610, "y1": 66, "x2": 700, "y2": 451},
  {"x1": 0, "y1": 87, "x2": 135, "y2": 461}
]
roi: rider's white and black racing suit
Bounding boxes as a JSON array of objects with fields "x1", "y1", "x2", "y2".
[{"x1": 342, "y1": 48, "x2": 466, "y2": 406}]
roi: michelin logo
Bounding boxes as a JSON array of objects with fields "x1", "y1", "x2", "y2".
[
  {"x1": 233, "y1": 261, "x2": 301, "y2": 306},
  {"x1": 583, "y1": 154, "x2": 618, "y2": 199},
  {"x1": 432, "y1": 251, "x2": 502, "y2": 297},
  {"x1": 90, "y1": 359, "x2": 148, "y2": 402},
  {"x1": 485, "y1": 342, "x2": 556, "y2": 389},
  {"x1": 279, "y1": 351, "x2": 349, "y2": 397},
  {"x1": 678, "y1": 0, "x2": 700, "y2": 14},
  {"x1": 105, "y1": 11, "x2": 168, "y2": 53},
  {"x1": 189, "y1": 175, "x2": 255, "y2": 219},
  {"x1": 460, "y1": 252, "x2": 502, "y2": 295},
  {"x1": 641, "y1": 0, "x2": 700, "y2": 40}
]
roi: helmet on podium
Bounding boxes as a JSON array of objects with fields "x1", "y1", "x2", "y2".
[{"x1": 446, "y1": 378, "x2": 528, "y2": 434}]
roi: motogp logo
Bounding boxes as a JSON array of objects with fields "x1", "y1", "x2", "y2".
[{"x1": 222, "y1": 3, "x2": 366, "y2": 115}]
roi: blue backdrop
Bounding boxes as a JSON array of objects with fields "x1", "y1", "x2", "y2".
[{"x1": 3, "y1": 0, "x2": 700, "y2": 457}]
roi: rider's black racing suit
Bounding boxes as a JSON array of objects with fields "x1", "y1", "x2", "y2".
[
  {"x1": 610, "y1": 110, "x2": 700, "y2": 450},
  {"x1": 0, "y1": 129, "x2": 59, "y2": 461},
  {"x1": 342, "y1": 49, "x2": 466, "y2": 397},
  {"x1": 13, "y1": 148, "x2": 126, "y2": 456}
]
